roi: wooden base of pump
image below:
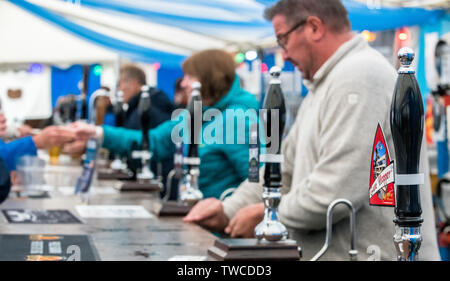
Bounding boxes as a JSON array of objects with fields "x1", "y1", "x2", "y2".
[
  {"x1": 118, "y1": 179, "x2": 162, "y2": 192},
  {"x1": 153, "y1": 201, "x2": 193, "y2": 216},
  {"x1": 207, "y1": 238, "x2": 301, "y2": 261},
  {"x1": 97, "y1": 169, "x2": 134, "y2": 181}
]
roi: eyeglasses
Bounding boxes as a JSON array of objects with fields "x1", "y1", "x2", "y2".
[{"x1": 276, "y1": 19, "x2": 307, "y2": 50}]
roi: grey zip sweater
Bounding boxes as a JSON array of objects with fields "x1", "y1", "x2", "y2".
[{"x1": 223, "y1": 35, "x2": 441, "y2": 261}]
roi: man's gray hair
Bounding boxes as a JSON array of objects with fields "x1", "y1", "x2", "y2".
[
  {"x1": 264, "y1": 0, "x2": 351, "y2": 33},
  {"x1": 120, "y1": 64, "x2": 147, "y2": 86}
]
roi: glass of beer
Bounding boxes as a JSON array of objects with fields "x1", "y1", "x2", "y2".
[{"x1": 49, "y1": 146, "x2": 61, "y2": 165}]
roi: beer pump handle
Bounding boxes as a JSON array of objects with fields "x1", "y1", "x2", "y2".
[
  {"x1": 138, "y1": 86, "x2": 151, "y2": 151},
  {"x1": 262, "y1": 66, "x2": 286, "y2": 152},
  {"x1": 390, "y1": 47, "x2": 424, "y2": 224},
  {"x1": 254, "y1": 66, "x2": 288, "y2": 242},
  {"x1": 262, "y1": 66, "x2": 286, "y2": 185},
  {"x1": 113, "y1": 91, "x2": 125, "y2": 127},
  {"x1": 391, "y1": 47, "x2": 424, "y2": 261},
  {"x1": 187, "y1": 82, "x2": 202, "y2": 160}
]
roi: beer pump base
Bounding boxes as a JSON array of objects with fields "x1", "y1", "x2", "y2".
[
  {"x1": 207, "y1": 238, "x2": 301, "y2": 261},
  {"x1": 153, "y1": 201, "x2": 193, "y2": 217},
  {"x1": 97, "y1": 169, "x2": 134, "y2": 181},
  {"x1": 118, "y1": 179, "x2": 163, "y2": 192}
]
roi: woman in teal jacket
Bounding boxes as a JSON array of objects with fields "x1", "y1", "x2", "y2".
[{"x1": 68, "y1": 49, "x2": 260, "y2": 200}]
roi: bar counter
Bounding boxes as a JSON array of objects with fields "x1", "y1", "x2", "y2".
[{"x1": 0, "y1": 161, "x2": 216, "y2": 261}]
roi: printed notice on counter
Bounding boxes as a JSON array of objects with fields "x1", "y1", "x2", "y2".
[
  {"x1": 0, "y1": 234, "x2": 100, "y2": 261},
  {"x1": 58, "y1": 186, "x2": 119, "y2": 196},
  {"x1": 75, "y1": 205, "x2": 153, "y2": 219},
  {"x1": 1, "y1": 209, "x2": 82, "y2": 224}
]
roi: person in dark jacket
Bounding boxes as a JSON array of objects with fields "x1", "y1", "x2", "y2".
[
  {"x1": 118, "y1": 64, "x2": 176, "y2": 197},
  {"x1": 119, "y1": 64, "x2": 175, "y2": 130}
]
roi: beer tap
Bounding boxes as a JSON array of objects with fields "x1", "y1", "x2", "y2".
[
  {"x1": 75, "y1": 94, "x2": 86, "y2": 122},
  {"x1": 88, "y1": 88, "x2": 109, "y2": 124},
  {"x1": 117, "y1": 86, "x2": 162, "y2": 192},
  {"x1": 254, "y1": 66, "x2": 288, "y2": 242},
  {"x1": 434, "y1": 40, "x2": 450, "y2": 96},
  {"x1": 106, "y1": 89, "x2": 129, "y2": 172},
  {"x1": 113, "y1": 90, "x2": 126, "y2": 127},
  {"x1": 390, "y1": 48, "x2": 424, "y2": 261},
  {"x1": 74, "y1": 88, "x2": 109, "y2": 201},
  {"x1": 431, "y1": 40, "x2": 450, "y2": 181},
  {"x1": 131, "y1": 85, "x2": 154, "y2": 181},
  {"x1": 207, "y1": 68, "x2": 299, "y2": 261},
  {"x1": 310, "y1": 199, "x2": 358, "y2": 261},
  {"x1": 113, "y1": 58, "x2": 125, "y2": 127},
  {"x1": 178, "y1": 82, "x2": 203, "y2": 206},
  {"x1": 163, "y1": 141, "x2": 184, "y2": 202},
  {"x1": 75, "y1": 65, "x2": 89, "y2": 121}
]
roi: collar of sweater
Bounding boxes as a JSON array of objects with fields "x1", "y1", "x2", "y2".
[{"x1": 303, "y1": 34, "x2": 367, "y2": 92}]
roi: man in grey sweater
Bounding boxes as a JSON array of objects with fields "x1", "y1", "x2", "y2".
[{"x1": 184, "y1": 0, "x2": 441, "y2": 260}]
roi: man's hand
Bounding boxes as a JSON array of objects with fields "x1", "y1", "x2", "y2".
[
  {"x1": 18, "y1": 124, "x2": 33, "y2": 137},
  {"x1": 224, "y1": 203, "x2": 264, "y2": 238},
  {"x1": 62, "y1": 139, "x2": 87, "y2": 156},
  {"x1": 183, "y1": 198, "x2": 229, "y2": 232},
  {"x1": 0, "y1": 113, "x2": 7, "y2": 137},
  {"x1": 67, "y1": 122, "x2": 99, "y2": 141},
  {"x1": 10, "y1": 171, "x2": 20, "y2": 186},
  {"x1": 32, "y1": 126, "x2": 75, "y2": 149}
]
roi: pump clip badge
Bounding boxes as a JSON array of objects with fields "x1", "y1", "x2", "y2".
[{"x1": 369, "y1": 124, "x2": 395, "y2": 207}]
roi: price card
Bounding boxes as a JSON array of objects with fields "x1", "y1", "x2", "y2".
[{"x1": 75, "y1": 205, "x2": 153, "y2": 219}]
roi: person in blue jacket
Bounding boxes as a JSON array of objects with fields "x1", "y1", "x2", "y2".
[
  {"x1": 0, "y1": 113, "x2": 75, "y2": 203},
  {"x1": 65, "y1": 49, "x2": 260, "y2": 200}
]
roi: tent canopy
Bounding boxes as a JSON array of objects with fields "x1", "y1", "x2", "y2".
[
  {"x1": 1, "y1": 0, "x2": 446, "y2": 66},
  {"x1": 0, "y1": 1, "x2": 118, "y2": 65}
]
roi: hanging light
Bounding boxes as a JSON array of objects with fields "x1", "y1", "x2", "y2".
[
  {"x1": 397, "y1": 27, "x2": 409, "y2": 41},
  {"x1": 245, "y1": 50, "x2": 258, "y2": 61},
  {"x1": 153, "y1": 62, "x2": 161, "y2": 71},
  {"x1": 398, "y1": 32, "x2": 408, "y2": 41},
  {"x1": 235, "y1": 52, "x2": 245, "y2": 64},
  {"x1": 261, "y1": 63, "x2": 268, "y2": 73},
  {"x1": 93, "y1": 65, "x2": 102, "y2": 76},
  {"x1": 361, "y1": 30, "x2": 377, "y2": 42},
  {"x1": 29, "y1": 63, "x2": 43, "y2": 74}
]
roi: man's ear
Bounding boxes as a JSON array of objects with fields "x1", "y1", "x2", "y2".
[{"x1": 307, "y1": 16, "x2": 326, "y2": 41}]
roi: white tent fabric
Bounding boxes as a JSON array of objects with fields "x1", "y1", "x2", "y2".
[
  {"x1": 1, "y1": 0, "x2": 445, "y2": 66},
  {"x1": 27, "y1": 0, "x2": 229, "y2": 54},
  {"x1": 0, "y1": 67, "x2": 52, "y2": 121},
  {"x1": 0, "y1": 0, "x2": 243, "y2": 66},
  {"x1": 0, "y1": 1, "x2": 118, "y2": 64}
]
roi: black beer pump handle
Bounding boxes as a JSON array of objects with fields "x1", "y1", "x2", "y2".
[
  {"x1": 187, "y1": 82, "x2": 202, "y2": 160},
  {"x1": 138, "y1": 86, "x2": 151, "y2": 151},
  {"x1": 114, "y1": 90, "x2": 125, "y2": 127},
  {"x1": 390, "y1": 47, "x2": 424, "y2": 225},
  {"x1": 262, "y1": 66, "x2": 286, "y2": 187}
]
